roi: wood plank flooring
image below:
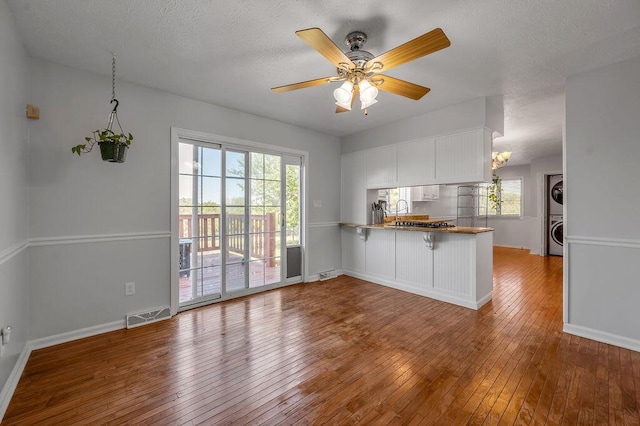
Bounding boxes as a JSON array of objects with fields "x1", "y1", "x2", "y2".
[{"x1": 4, "y1": 247, "x2": 640, "y2": 425}]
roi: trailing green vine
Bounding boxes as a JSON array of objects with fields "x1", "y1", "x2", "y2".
[{"x1": 488, "y1": 173, "x2": 502, "y2": 212}]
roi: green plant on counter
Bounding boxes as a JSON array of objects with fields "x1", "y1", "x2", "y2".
[{"x1": 488, "y1": 173, "x2": 502, "y2": 212}]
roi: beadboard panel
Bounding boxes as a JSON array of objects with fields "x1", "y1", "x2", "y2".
[
  {"x1": 433, "y1": 233, "x2": 473, "y2": 296},
  {"x1": 365, "y1": 229, "x2": 396, "y2": 279},
  {"x1": 341, "y1": 227, "x2": 366, "y2": 274},
  {"x1": 395, "y1": 231, "x2": 433, "y2": 291},
  {"x1": 475, "y1": 231, "x2": 494, "y2": 301},
  {"x1": 435, "y1": 128, "x2": 490, "y2": 184},
  {"x1": 567, "y1": 240, "x2": 640, "y2": 342}
]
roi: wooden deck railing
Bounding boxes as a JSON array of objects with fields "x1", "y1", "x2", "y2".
[{"x1": 179, "y1": 213, "x2": 277, "y2": 260}]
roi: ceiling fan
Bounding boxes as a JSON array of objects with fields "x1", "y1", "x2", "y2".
[{"x1": 271, "y1": 27, "x2": 451, "y2": 113}]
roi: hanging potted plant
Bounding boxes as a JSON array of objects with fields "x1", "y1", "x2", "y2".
[{"x1": 71, "y1": 55, "x2": 133, "y2": 163}]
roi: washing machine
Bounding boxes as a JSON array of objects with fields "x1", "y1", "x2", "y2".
[
  {"x1": 549, "y1": 214, "x2": 563, "y2": 256},
  {"x1": 548, "y1": 174, "x2": 563, "y2": 215}
]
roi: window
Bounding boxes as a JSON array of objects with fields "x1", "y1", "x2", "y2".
[
  {"x1": 483, "y1": 178, "x2": 523, "y2": 216},
  {"x1": 377, "y1": 187, "x2": 413, "y2": 215}
]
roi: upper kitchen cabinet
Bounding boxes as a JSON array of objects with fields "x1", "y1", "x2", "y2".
[
  {"x1": 411, "y1": 184, "x2": 440, "y2": 201},
  {"x1": 341, "y1": 151, "x2": 367, "y2": 224},
  {"x1": 435, "y1": 128, "x2": 492, "y2": 184},
  {"x1": 397, "y1": 138, "x2": 435, "y2": 187},
  {"x1": 366, "y1": 145, "x2": 397, "y2": 189}
]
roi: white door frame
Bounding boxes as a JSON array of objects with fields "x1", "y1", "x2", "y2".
[{"x1": 170, "y1": 127, "x2": 308, "y2": 315}]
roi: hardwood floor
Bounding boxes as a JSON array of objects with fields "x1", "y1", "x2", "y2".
[{"x1": 4, "y1": 247, "x2": 640, "y2": 425}]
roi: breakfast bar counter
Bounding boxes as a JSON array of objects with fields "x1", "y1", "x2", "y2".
[
  {"x1": 340, "y1": 221, "x2": 494, "y2": 310},
  {"x1": 340, "y1": 222, "x2": 494, "y2": 234}
]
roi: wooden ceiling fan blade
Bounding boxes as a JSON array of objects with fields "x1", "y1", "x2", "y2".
[
  {"x1": 271, "y1": 76, "x2": 335, "y2": 93},
  {"x1": 366, "y1": 28, "x2": 450, "y2": 73},
  {"x1": 296, "y1": 28, "x2": 353, "y2": 69},
  {"x1": 375, "y1": 75, "x2": 430, "y2": 100}
]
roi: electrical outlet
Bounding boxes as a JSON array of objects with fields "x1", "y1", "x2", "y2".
[{"x1": 125, "y1": 282, "x2": 136, "y2": 296}]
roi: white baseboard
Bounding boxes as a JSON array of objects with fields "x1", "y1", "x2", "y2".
[
  {"x1": 343, "y1": 270, "x2": 490, "y2": 310},
  {"x1": 494, "y1": 244, "x2": 530, "y2": 250},
  {"x1": 564, "y1": 323, "x2": 640, "y2": 353},
  {"x1": 0, "y1": 320, "x2": 126, "y2": 422},
  {"x1": 0, "y1": 344, "x2": 31, "y2": 421},
  {"x1": 29, "y1": 320, "x2": 125, "y2": 351}
]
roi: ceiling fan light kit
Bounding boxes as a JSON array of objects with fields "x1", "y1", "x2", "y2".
[
  {"x1": 492, "y1": 151, "x2": 512, "y2": 169},
  {"x1": 333, "y1": 80, "x2": 354, "y2": 104},
  {"x1": 272, "y1": 26, "x2": 451, "y2": 114}
]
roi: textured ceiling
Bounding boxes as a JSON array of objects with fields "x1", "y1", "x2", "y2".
[{"x1": 6, "y1": 0, "x2": 640, "y2": 165}]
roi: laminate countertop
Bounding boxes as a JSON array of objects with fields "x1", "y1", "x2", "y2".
[{"x1": 339, "y1": 222, "x2": 494, "y2": 234}]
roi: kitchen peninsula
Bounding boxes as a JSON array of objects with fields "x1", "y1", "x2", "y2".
[
  {"x1": 340, "y1": 221, "x2": 494, "y2": 310},
  {"x1": 340, "y1": 125, "x2": 499, "y2": 310}
]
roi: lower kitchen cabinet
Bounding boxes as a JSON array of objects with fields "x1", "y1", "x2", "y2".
[
  {"x1": 395, "y1": 230, "x2": 433, "y2": 291},
  {"x1": 364, "y1": 229, "x2": 396, "y2": 280},
  {"x1": 341, "y1": 227, "x2": 493, "y2": 310}
]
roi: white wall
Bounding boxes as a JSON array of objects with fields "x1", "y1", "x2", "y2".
[
  {"x1": 490, "y1": 164, "x2": 534, "y2": 250},
  {"x1": 0, "y1": 0, "x2": 30, "y2": 401},
  {"x1": 565, "y1": 56, "x2": 640, "y2": 350},
  {"x1": 489, "y1": 156, "x2": 563, "y2": 253},
  {"x1": 27, "y1": 58, "x2": 342, "y2": 339}
]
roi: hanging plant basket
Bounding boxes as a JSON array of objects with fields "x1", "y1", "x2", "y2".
[
  {"x1": 99, "y1": 141, "x2": 129, "y2": 163},
  {"x1": 71, "y1": 55, "x2": 133, "y2": 163}
]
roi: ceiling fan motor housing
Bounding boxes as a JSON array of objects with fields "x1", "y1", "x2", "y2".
[{"x1": 343, "y1": 31, "x2": 374, "y2": 68}]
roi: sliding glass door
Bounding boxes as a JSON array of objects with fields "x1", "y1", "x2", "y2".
[
  {"x1": 178, "y1": 142, "x2": 223, "y2": 303},
  {"x1": 177, "y1": 137, "x2": 302, "y2": 309}
]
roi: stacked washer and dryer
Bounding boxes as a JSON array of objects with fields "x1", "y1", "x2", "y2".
[{"x1": 548, "y1": 174, "x2": 563, "y2": 256}]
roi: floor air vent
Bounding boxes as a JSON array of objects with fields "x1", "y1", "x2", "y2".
[
  {"x1": 318, "y1": 270, "x2": 337, "y2": 281},
  {"x1": 126, "y1": 307, "x2": 171, "y2": 329}
]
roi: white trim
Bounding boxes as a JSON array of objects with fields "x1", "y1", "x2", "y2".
[
  {"x1": 177, "y1": 279, "x2": 305, "y2": 313},
  {"x1": 171, "y1": 127, "x2": 308, "y2": 157},
  {"x1": 0, "y1": 320, "x2": 126, "y2": 421},
  {"x1": 29, "y1": 232, "x2": 170, "y2": 247},
  {"x1": 566, "y1": 235, "x2": 640, "y2": 249},
  {"x1": 308, "y1": 222, "x2": 340, "y2": 228},
  {"x1": 170, "y1": 127, "x2": 310, "y2": 313},
  {"x1": 28, "y1": 320, "x2": 125, "y2": 350},
  {"x1": 493, "y1": 244, "x2": 531, "y2": 250},
  {"x1": 0, "y1": 239, "x2": 28, "y2": 265},
  {"x1": 564, "y1": 323, "x2": 640, "y2": 353},
  {"x1": 0, "y1": 344, "x2": 31, "y2": 421}
]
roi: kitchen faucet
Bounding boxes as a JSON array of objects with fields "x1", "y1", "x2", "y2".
[{"x1": 395, "y1": 199, "x2": 408, "y2": 224}]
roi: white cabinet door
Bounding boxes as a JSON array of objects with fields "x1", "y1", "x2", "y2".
[
  {"x1": 341, "y1": 152, "x2": 367, "y2": 224},
  {"x1": 432, "y1": 233, "x2": 473, "y2": 296},
  {"x1": 435, "y1": 128, "x2": 491, "y2": 184},
  {"x1": 410, "y1": 185, "x2": 440, "y2": 201},
  {"x1": 397, "y1": 138, "x2": 435, "y2": 186},
  {"x1": 396, "y1": 231, "x2": 434, "y2": 291},
  {"x1": 366, "y1": 145, "x2": 397, "y2": 189},
  {"x1": 342, "y1": 228, "x2": 366, "y2": 274},
  {"x1": 365, "y1": 229, "x2": 396, "y2": 279}
]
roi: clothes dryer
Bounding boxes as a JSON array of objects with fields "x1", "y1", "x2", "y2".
[
  {"x1": 549, "y1": 215, "x2": 563, "y2": 256},
  {"x1": 548, "y1": 174, "x2": 563, "y2": 215}
]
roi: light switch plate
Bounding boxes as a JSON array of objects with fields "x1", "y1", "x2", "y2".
[{"x1": 125, "y1": 282, "x2": 136, "y2": 296}]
